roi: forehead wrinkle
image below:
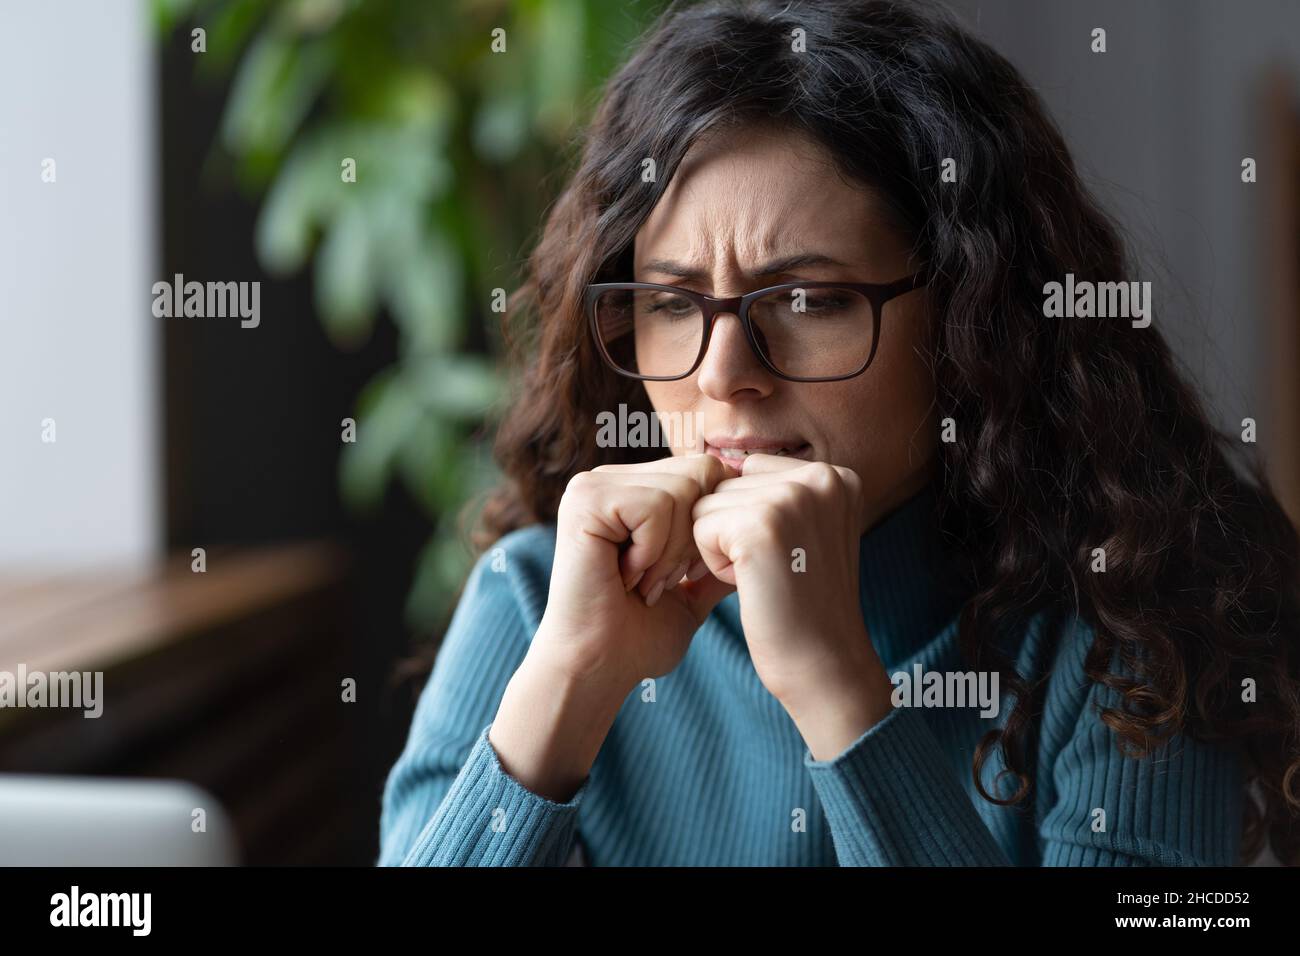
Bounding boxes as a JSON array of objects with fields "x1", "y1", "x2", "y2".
[
  {"x1": 691, "y1": 185, "x2": 808, "y2": 276},
  {"x1": 635, "y1": 128, "x2": 882, "y2": 278}
]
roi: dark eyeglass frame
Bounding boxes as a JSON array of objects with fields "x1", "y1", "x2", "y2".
[{"x1": 585, "y1": 272, "x2": 928, "y2": 383}]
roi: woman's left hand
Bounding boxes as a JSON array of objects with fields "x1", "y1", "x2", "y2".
[{"x1": 690, "y1": 453, "x2": 896, "y2": 758}]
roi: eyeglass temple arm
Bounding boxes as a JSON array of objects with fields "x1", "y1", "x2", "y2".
[{"x1": 866, "y1": 271, "x2": 928, "y2": 312}]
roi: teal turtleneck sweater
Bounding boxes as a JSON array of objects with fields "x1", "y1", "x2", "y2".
[{"x1": 377, "y1": 484, "x2": 1245, "y2": 866}]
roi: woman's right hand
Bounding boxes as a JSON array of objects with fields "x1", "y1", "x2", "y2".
[{"x1": 532, "y1": 452, "x2": 740, "y2": 695}]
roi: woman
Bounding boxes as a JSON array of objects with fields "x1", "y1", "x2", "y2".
[{"x1": 378, "y1": 0, "x2": 1300, "y2": 866}]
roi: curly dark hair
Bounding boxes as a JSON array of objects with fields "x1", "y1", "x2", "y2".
[{"x1": 467, "y1": 0, "x2": 1300, "y2": 864}]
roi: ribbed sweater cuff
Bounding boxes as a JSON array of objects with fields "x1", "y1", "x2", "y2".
[
  {"x1": 398, "y1": 722, "x2": 589, "y2": 866},
  {"x1": 803, "y1": 705, "x2": 1009, "y2": 866}
]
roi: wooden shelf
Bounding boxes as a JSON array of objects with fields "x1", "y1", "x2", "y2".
[
  {"x1": 0, "y1": 540, "x2": 370, "y2": 865},
  {"x1": 0, "y1": 540, "x2": 349, "y2": 675}
]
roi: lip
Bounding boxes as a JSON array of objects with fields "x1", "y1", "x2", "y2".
[{"x1": 704, "y1": 435, "x2": 813, "y2": 464}]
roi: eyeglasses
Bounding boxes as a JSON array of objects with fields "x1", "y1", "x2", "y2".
[{"x1": 586, "y1": 273, "x2": 927, "y2": 382}]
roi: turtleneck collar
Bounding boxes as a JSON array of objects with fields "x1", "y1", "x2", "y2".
[
  {"x1": 713, "y1": 480, "x2": 969, "y2": 667},
  {"x1": 856, "y1": 481, "x2": 969, "y2": 667}
]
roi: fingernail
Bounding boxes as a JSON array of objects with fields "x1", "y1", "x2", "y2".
[
  {"x1": 665, "y1": 561, "x2": 689, "y2": 590},
  {"x1": 686, "y1": 558, "x2": 709, "y2": 581},
  {"x1": 645, "y1": 577, "x2": 666, "y2": 607},
  {"x1": 625, "y1": 569, "x2": 645, "y2": 592}
]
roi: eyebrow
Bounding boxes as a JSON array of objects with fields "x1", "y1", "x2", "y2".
[{"x1": 639, "y1": 252, "x2": 847, "y2": 279}]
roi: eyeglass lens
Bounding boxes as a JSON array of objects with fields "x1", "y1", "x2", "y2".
[{"x1": 593, "y1": 286, "x2": 876, "y2": 378}]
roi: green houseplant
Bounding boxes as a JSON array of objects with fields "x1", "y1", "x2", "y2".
[{"x1": 154, "y1": 0, "x2": 666, "y2": 631}]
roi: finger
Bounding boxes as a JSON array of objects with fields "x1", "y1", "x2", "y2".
[
  {"x1": 691, "y1": 510, "x2": 739, "y2": 586},
  {"x1": 589, "y1": 462, "x2": 732, "y2": 598},
  {"x1": 711, "y1": 471, "x2": 809, "y2": 494},
  {"x1": 583, "y1": 471, "x2": 701, "y2": 495},
  {"x1": 576, "y1": 459, "x2": 741, "y2": 598},
  {"x1": 673, "y1": 451, "x2": 740, "y2": 495},
  {"x1": 683, "y1": 554, "x2": 712, "y2": 583},
  {"x1": 596, "y1": 452, "x2": 739, "y2": 495},
  {"x1": 713, "y1": 464, "x2": 860, "y2": 493},
  {"x1": 691, "y1": 483, "x2": 791, "y2": 522},
  {"x1": 708, "y1": 459, "x2": 867, "y2": 536},
  {"x1": 635, "y1": 483, "x2": 699, "y2": 606},
  {"x1": 571, "y1": 471, "x2": 698, "y2": 585},
  {"x1": 594, "y1": 483, "x2": 675, "y2": 590},
  {"x1": 679, "y1": 570, "x2": 736, "y2": 623},
  {"x1": 585, "y1": 471, "x2": 710, "y2": 600},
  {"x1": 735, "y1": 459, "x2": 862, "y2": 508},
  {"x1": 738, "y1": 452, "x2": 807, "y2": 476}
]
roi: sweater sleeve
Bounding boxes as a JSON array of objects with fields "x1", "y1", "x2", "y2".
[
  {"x1": 1035, "y1": 663, "x2": 1245, "y2": 866},
  {"x1": 802, "y1": 702, "x2": 1012, "y2": 865},
  {"x1": 801, "y1": 619, "x2": 1246, "y2": 867},
  {"x1": 377, "y1": 530, "x2": 590, "y2": 866}
]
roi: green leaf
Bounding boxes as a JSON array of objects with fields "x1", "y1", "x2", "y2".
[
  {"x1": 405, "y1": 526, "x2": 475, "y2": 633},
  {"x1": 314, "y1": 199, "x2": 376, "y2": 346},
  {"x1": 396, "y1": 413, "x2": 457, "y2": 518},
  {"x1": 531, "y1": 0, "x2": 586, "y2": 137},
  {"x1": 181, "y1": 0, "x2": 674, "y2": 644},
  {"x1": 151, "y1": 0, "x2": 200, "y2": 35},
  {"x1": 405, "y1": 354, "x2": 503, "y2": 420},
  {"x1": 283, "y1": 0, "x2": 350, "y2": 35},
  {"x1": 338, "y1": 369, "x2": 420, "y2": 510},
  {"x1": 472, "y1": 90, "x2": 529, "y2": 163},
  {"x1": 255, "y1": 130, "x2": 336, "y2": 273},
  {"x1": 383, "y1": 227, "x2": 463, "y2": 354},
  {"x1": 196, "y1": 0, "x2": 272, "y2": 75},
  {"x1": 220, "y1": 31, "x2": 333, "y2": 164},
  {"x1": 374, "y1": 68, "x2": 456, "y2": 128}
]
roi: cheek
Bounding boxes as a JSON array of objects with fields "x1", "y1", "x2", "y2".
[
  {"x1": 642, "y1": 381, "x2": 701, "y2": 455},
  {"x1": 643, "y1": 380, "x2": 694, "y2": 414},
  {"x1": 824, "y1": 332, "x2": 936, "y2": 494}
]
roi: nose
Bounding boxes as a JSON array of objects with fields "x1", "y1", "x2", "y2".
[{"x1": 695, "y1": 311, "x2": 776, "y2": 401}]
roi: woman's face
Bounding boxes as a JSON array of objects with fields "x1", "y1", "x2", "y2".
[{"x1": 632, "y1": 124, "x2": 938, "y2": 528}]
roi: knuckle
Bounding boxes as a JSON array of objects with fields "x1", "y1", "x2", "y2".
[
  {"x1": 755, "y1": 501, "x2": 787, "y2": 534},
  {"x1": 784, "y1": 480, "x2": 817, "y2": 509},
  {"x1": 838, "y1": 466, "x2": 863, "y2": 498},
  {"x1": 693, "y1": 452, "x2": 727, "y2": 487},
  {"x1": 803, "y1": 461, "x2": 840, "y2": 493},
  {"x1": 660, "y1": 474, "x2": 697, "y2": 502},
  {"x1": 564, "y1": 470, "x2": 598, "y2": 497},
  {"x1": 646, "y1": 486, "x2": 676, "y2": 514},
  {"x1": 737, "y1": 513, "x2": 782, "y2": 559}
]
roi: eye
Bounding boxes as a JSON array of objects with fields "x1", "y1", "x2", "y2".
[
  {"x1": 643, "y1": 294, "x2": 697, "y2": 318},
  {"x1": 800, "y1": 291, "x2": 852, "y2": 313}
]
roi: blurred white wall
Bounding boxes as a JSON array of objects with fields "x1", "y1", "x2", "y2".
[{"x1": 0, "y1": 0, "x2": 159, "y2": 569}]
